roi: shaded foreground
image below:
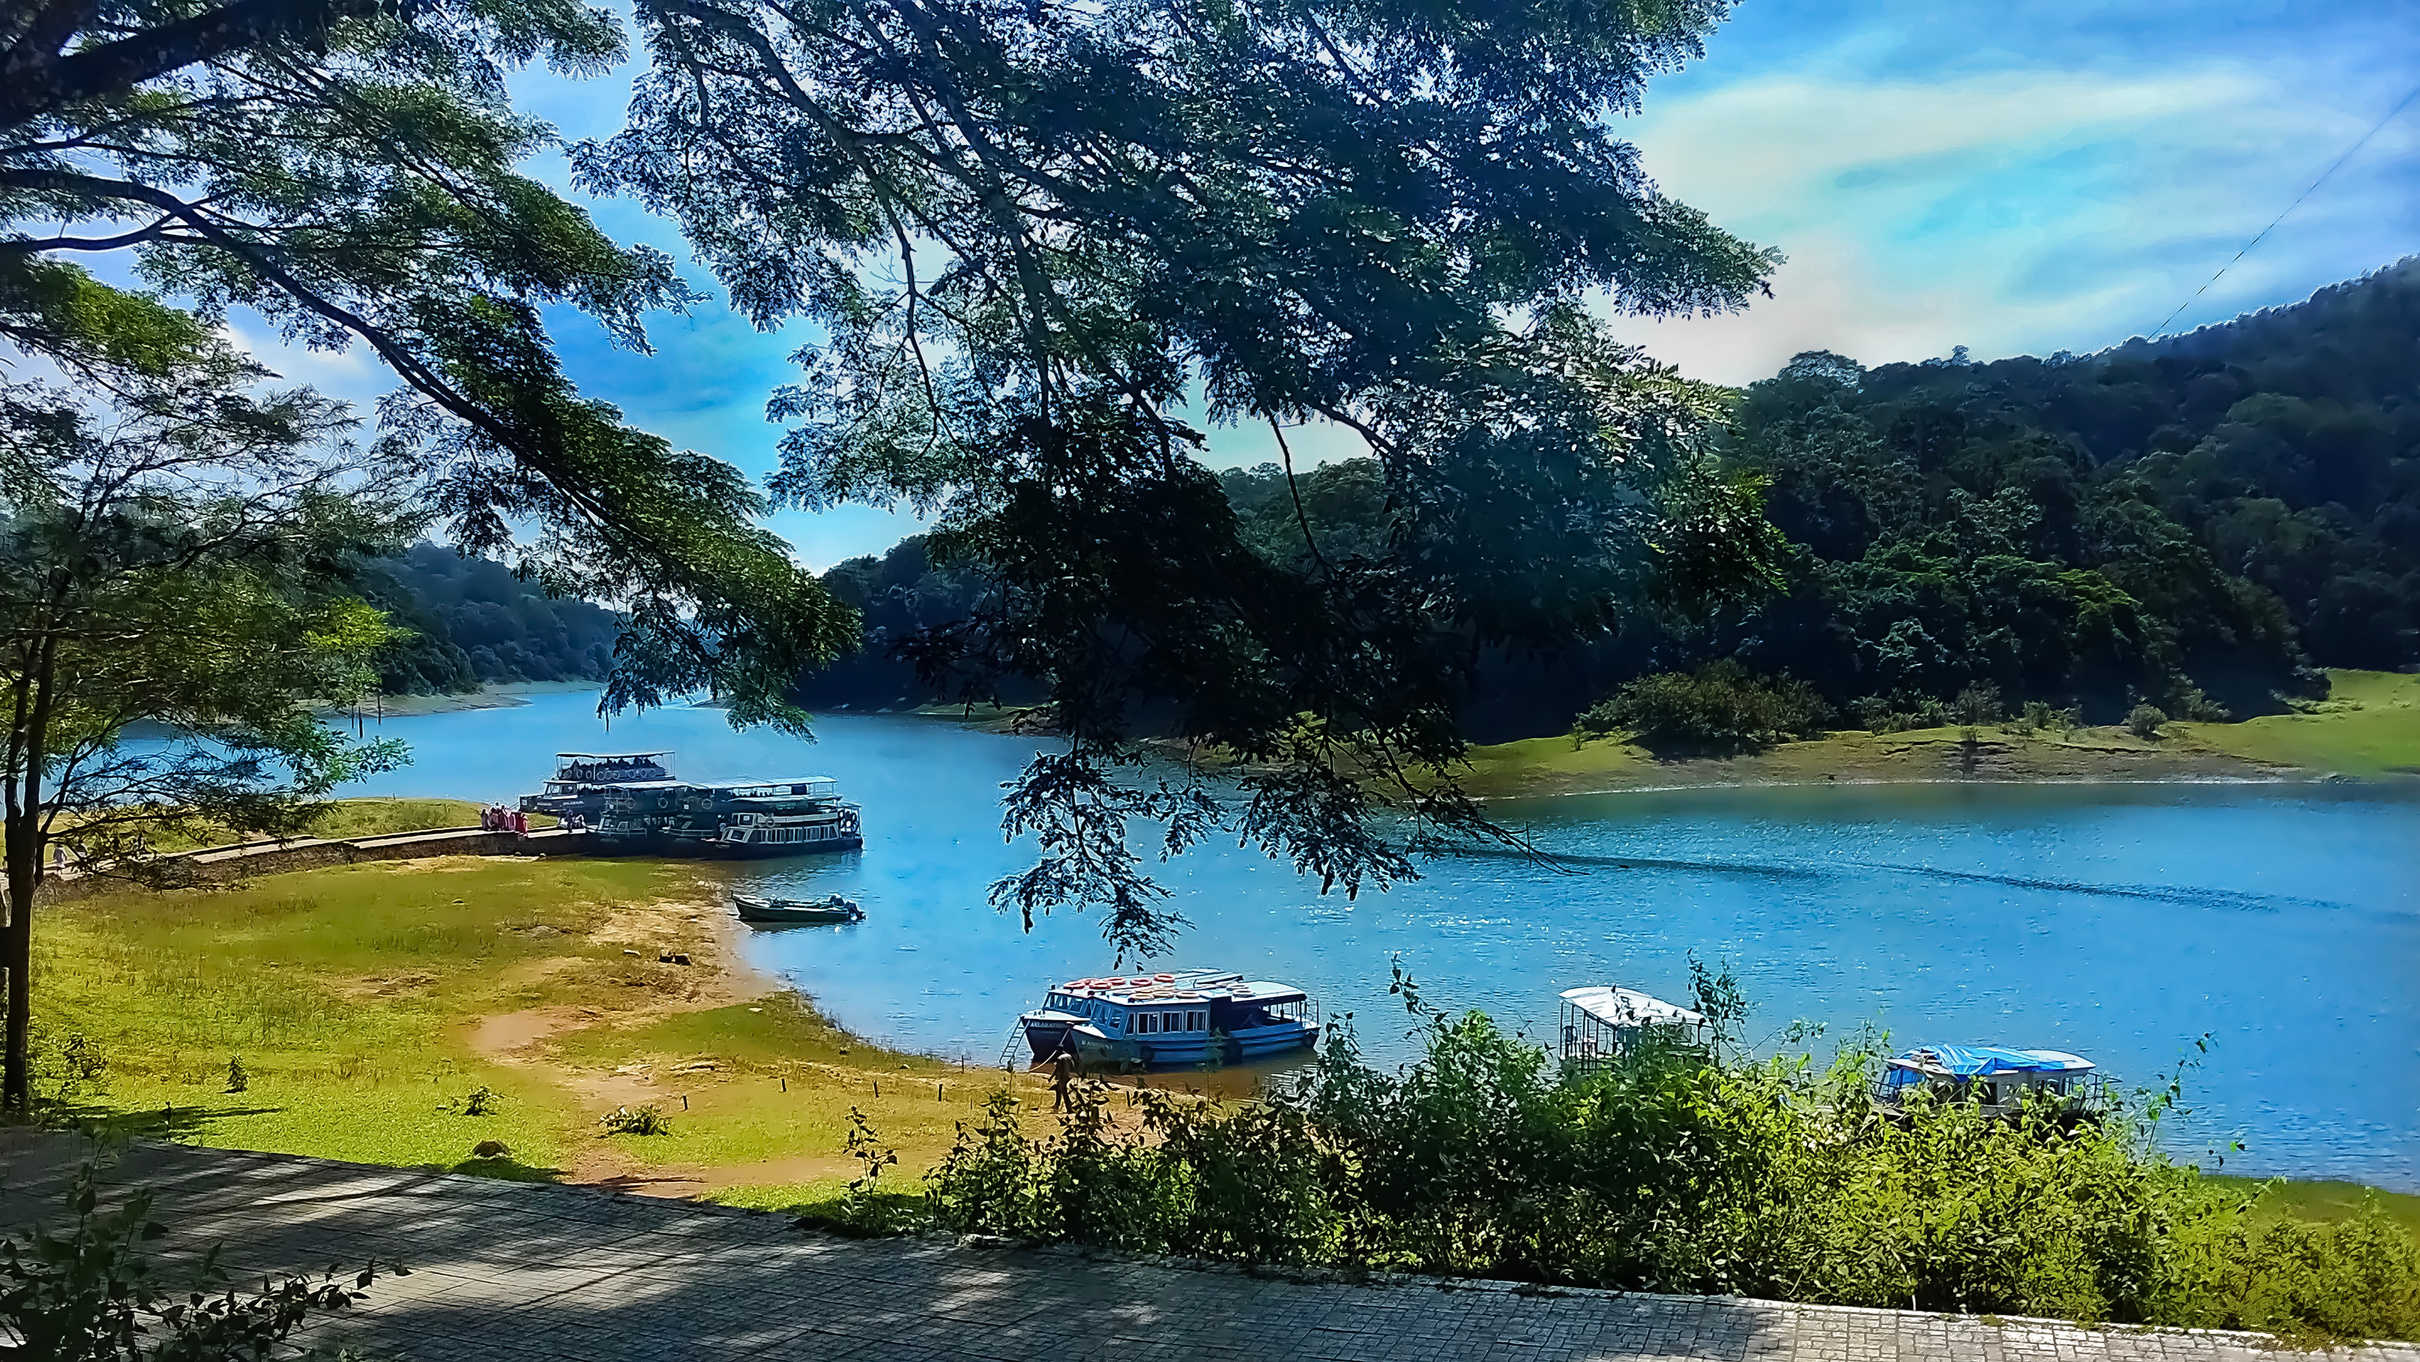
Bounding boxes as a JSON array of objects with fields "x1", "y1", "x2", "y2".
[{"x1": 5, "y1": 1131, "x2": 2411, "y2": 1362}]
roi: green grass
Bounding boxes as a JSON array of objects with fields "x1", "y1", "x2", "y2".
[
  {"x1": 2182, "y1": 670, "x2": 2420, "y2": 778},
  {"x1": 27, "y1": 855, "x2": 1041, "y2": 1184},
  {"x1": 550, "y1": 995, "x2": 1028, "y2": 1172},
  {"x1": 140, "y1": 796, "x2": 552, "y2": 854},
  {"x1": 28, "y1": 857, "x2": 714, "y2": 1170},
  {"x1": 2210, "y1": 1176, "x2": 2420, "y2": 1240}
]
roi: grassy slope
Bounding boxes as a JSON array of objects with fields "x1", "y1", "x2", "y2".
[
  {"x1": 143, "y1": 796, "x2": 553, "y2": 854},
  {"x1": 1458, "y1": 670, "x2": 2420, "y2": 800},
  {"x1": 2209, "y1": 1177, "x2": 2420, "y2": 1241},
  {"x1": 2181, "y1": 669, "x2": 2420, "y2": 778},
  {"x1": 27, "y1": 858, "x2": 1022, "y2": 1192}
]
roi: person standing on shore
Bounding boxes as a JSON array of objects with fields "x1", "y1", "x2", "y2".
[{"x1": 1050, "y1": 1049, "x2": 1077, "y2": 1112}]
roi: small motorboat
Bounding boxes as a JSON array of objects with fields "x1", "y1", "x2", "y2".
[{"x1": 733, "y1": 892, "x2": 865, "y2": 925}]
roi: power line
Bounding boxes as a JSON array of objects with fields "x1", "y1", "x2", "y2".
[{"x1": 2148, "y1": 78, "x2": 2420, "y2": 341}]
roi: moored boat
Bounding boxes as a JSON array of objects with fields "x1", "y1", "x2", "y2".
[
  {"x1": 1019, "y1": 969, "x2": 1319, "y2": 1069},
  {"x1": 1557, "y1": 984, "x2": 1708, "y2": 1070},
  {"x1": 518, "y1": 753, "x2": 863, "y2": 858},
  {"x1": 733, "y1": 892, "x2": 865, "y2": 925},
  {"x1": 1874, "y1": 1045, "x2": 2098, "y2": 1121}
]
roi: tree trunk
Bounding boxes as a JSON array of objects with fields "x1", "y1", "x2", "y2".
[
  {"x1": 2, "y1": 642, "x2": 54, "y2": 1111},
  {"x1": 2, "y1": 809, "x2": 31, "y2": 1110}
]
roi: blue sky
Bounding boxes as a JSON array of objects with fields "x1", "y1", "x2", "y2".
[{"x1": 226, "y1": 0, "x2": 2420, "y2": 568}]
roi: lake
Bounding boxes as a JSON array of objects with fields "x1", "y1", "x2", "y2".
[{"x1": 339, "y1": 690, "x2": 2420, "y2": 1191}]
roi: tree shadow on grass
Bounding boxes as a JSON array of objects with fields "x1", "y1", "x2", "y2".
[
  {"x1": 41, "y1": 1099, "x2": 288, "y2": 1144},
  {"x1": 439, "y1": 1154, "x2": 569, "y2": 1183}
]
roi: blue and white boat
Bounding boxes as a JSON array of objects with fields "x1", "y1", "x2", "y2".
[
  {"x1": 1019, "y1": 969, "x2": 1320, "y2": 1069},
  {"x1": 1876, "y1": 1045, "x2": 2098, "y2": 1120}
]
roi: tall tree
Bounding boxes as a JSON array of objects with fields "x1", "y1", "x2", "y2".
[
  {"x1": 0, "y1": 0, "x2": 856, "y2": 728},
  {"x1": 584, "y1": 0, "x2": 1783, "y2": 953},
  {"x1": 0, "y1": 340, "x2": 407, "y2": 1108}
]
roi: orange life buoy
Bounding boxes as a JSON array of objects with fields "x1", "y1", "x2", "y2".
[{"x1": 1155, "y1": 973, "x2": 1175, "y2": 983}]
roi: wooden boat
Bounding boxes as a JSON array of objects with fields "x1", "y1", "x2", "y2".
[{"x1": 733, "y1": 892, "x2": 865, "y2": 925}]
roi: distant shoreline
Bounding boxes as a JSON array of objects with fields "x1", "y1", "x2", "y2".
[{"x1": 336, "y1": 680, "x2": 604, "y2": 718}]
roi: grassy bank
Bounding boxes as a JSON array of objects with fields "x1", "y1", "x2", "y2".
[
  {"x1": 23, "y1": 856, "x2": 1035, "y2": 1198},
  {"x1": 1459, "y1": 669, "x2": 2420, "y2": 800},
  {"x1": 134, "y1": 797, "x2": 553, "y2": 855},
  {"x1": 900, "y1": 1014, "x2": 2420, "y2": 1342},
  {"x1": 2182, "y1": 669, "x2": 2420, "y2": 779}
]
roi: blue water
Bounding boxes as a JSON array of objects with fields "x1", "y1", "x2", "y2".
[{"x1": 341, "y1": 690, "x2": 2420, "y2": 1190}]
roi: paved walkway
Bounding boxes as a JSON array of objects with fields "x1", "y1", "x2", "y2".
[{"x1": 1, "y1": 1133, "x2": 2405, "y2": 1362}]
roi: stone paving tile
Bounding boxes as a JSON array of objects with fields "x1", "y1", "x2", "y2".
[{"x1": 4, "y1": 1131, "x2": 2413, "y2": 1362}]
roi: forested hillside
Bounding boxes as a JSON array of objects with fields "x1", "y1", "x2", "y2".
[
  {"x1": 800, "y1": 260, "x2": 2420, "y2": 733},
  {"x1": 367, "y1": 545, "x2": 624, "y2": 694}
]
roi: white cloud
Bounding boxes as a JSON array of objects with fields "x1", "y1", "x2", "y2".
[{"x1": 1603, "y1": 64, "x2": 2419, "y2": 382}]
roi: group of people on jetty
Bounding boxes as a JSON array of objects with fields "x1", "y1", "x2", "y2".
[
  {"x1": 480, "y1": 805, "x2": 532, "y2": 835},
  {"x1": 479, "y1": 805, "x2": 588, "y2": 835}
]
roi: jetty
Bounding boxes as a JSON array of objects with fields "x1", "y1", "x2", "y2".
[{"x1": 36, "y1": 823, "x2": 593, "y2": 902}]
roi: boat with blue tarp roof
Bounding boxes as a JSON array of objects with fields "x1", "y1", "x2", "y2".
[{"x1": 1876, "y1": 1045, "x2": 2099, "y2": 1121}]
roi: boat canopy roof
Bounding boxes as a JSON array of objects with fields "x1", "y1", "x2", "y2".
[
  {"x1": 1560, "y1": 986, "x2": 1706, "y2": 1029},
  {"x1": 553, "y1": 777, "x2": 686, "y2": 790},
  {"x1": 1053, "y1": 969, "x2": 1305, "y2": 1007},
  {"x1": 1889, "y1": 1046, "x2": 2094, "y2": 1078},
  {"x1": 556, "y1": 751, "x2": 672, "y2": 760},
  {"x1": 697, "y1": 776, "x2": 838, "y2": 792}
]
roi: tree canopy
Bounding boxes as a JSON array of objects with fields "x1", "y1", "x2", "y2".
[
  {"x1": 0, "y1": 332, "x2": 411, "y2": 1106},
  {"x1": 1, "y1": 0, "x2": 856, "y2": 730},
  {"x1": 585, "y1": 0, "x2": 1781, "y2": 953},
  {"x1": 812, "y1": 258, "x2": 2420, "y2": 758}
]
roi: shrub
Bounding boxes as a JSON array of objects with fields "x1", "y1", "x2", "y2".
[
  {"x1": 600, "y1": 1104, "x2": 671, "y2": 1136},
  {"x1": 2169, "y1": 686, "x2": 2230, "y2": 722},
  {"x1": 52, "y1": 1032, "x2": 108, "y2": 1098},
  {"x1": 1854, "y1": 692, "x2": 1948, "y2": 735},
  {"x1": 1576, "y1": 661, "x2": 1831, "y2": 753},
  {"x1": 912, "y1": 998, "x2": 2420, "y2": 1342},
  {"x1": 2126, "y1": 704, "x2": 2168, "y2": 740},
  {"x1": 1951, "y1": 681, "x2": 2002, "y2": 727},
  {"x1": 224, "y1": 1056, "x2": 248, "y2": 1093}
]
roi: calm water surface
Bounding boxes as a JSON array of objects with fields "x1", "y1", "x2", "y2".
[{"x1": 343, "y1": 691, "x2": 2420, "y2": 1189}]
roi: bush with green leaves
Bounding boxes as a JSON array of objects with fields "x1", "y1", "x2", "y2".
[
  {"x1": 1576, "y1": 662, "x2": 1833, "y2": 753},
  {"x1": 599, "y1": 1104, "x2": 671, "y2": 1136},
  {"x1": 2127, "y1": 705, "x2": 2169, "y2": 740},
  {"x1": 0, "y1": 1160, "x2": 392, "y2": 1359},
  {"x1": 908, "y1": 997, "x2": 2418, "y2": 1341}
]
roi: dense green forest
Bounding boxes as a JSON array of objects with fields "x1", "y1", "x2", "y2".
[
  {"x1": 802, "y1": 259, "x2": 2420, "y2": 736},
  {"x1": 367, "y1": 545, "x2": 624, "y2": 694}
]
